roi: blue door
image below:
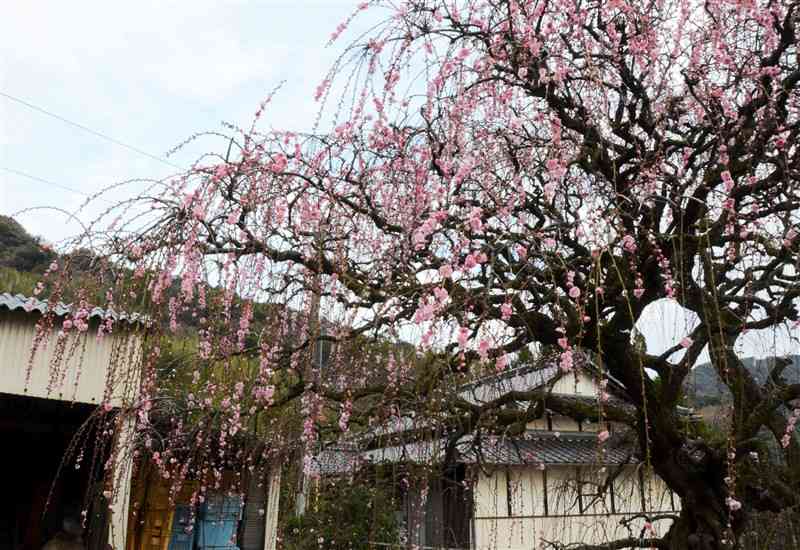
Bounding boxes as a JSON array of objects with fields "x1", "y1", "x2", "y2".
[
  {"x1": 168, "y1": 504, "x2": 195, "y2": 550},
  {"x1": 195, "y1": 494, "x2": 243, "y2": 550}
]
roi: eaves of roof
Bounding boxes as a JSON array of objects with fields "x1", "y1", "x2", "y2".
[
  {"x1": 313, "y1": 429, "x2": 637, "y2": 476},
  {"x1": 0, "y1": 293, "x2": 147, "y2": 325}
]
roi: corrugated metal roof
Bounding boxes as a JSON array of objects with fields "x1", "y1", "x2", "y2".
[{"x1": 0, "y1": 293, "x2": 145, "y2": 324}]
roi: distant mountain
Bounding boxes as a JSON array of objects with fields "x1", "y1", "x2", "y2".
[
  {"x1": 0, "y1": 217, "x2": 293, "y2": 334},
  {"x1": 0, "y1": 215, "x2": 54, "y2": 273},
  {"x1": 684, "y1": 355, "x2": 800, "y2": 407}
]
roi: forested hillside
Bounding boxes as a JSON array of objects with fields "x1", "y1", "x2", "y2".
[
  {"x1": 686, "y1": 355, "x2": 800, "y2": 407},
  {"x1": 0, "y1": 216, "x2": 56, "y2": 294}
]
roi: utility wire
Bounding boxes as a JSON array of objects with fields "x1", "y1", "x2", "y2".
[
  {"x1": 0, "y1": 90, "x2": 184, "y2": 171},
  {"x1": 1, "y1": 166, "x2": 119, "y2": 207},
  {"x1": 1, "y1": 166, "x2": 93, "y2": 197}
]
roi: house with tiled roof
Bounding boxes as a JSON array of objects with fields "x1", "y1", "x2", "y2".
[{"x1": 315, "y1": 357, "x2": 686, "y2": 549}]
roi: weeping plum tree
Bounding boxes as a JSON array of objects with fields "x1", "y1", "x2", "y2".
[{"x1": 41, "y1": 0, "x2": 800, "y2": 549}]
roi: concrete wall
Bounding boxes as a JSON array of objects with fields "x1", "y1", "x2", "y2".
[
  {"x1": 472, "y1": 465, "x2": 678, "y2": 549},
  {"x1": 0, "y1": 310, "x2": 142, "y2": 406}
]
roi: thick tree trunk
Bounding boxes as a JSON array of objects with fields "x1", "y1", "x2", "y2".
[
  {"x1": 656, "y1": 446, "x2": 737, "y2": 550},
  {"x1": 666, "y1": 505, "x2": 730, "y2": 550}
]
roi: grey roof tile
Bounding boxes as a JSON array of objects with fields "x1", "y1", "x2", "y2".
[
  {"x1": 314, "y1": 430, "x2": 635, "y2": 475},
  {"x1": 459, "y1": 432, "x2": 633, "y2": 466}
]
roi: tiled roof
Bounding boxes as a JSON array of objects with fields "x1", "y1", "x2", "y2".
[
  {"x1": 460, "y1": 432, "x2": 634, "y2": 466},
  {"x1": 314, "y1": 429, "x2": 636, "y2": 475},
  {"x1": 311, "y1": 345, "x2": 694, "y2": 477},
  {"x1": 0, "y1": 293, "x2": 145, "y2": 324},
  {"x1": 459, "y1": 364, "x2": 560, "y2": 405},
  {"x1": 312, "y1": 359, "x2": 647, "y2": 476},
  {"x1": 366, "y1": 361, "x2": 631, "y2": 441},
  {"x1": 313, "y1": 445, "x2": 362, "y2": 476}
]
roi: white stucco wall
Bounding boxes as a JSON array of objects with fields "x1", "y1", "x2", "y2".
[
  {"x1": 525, "y1": 371, "x2": 608, "y2": 432},
  {"x1": 472, "y1": 465, "x2": 678, "y2": 549},
  {"x1": 550, "y1": 370, "x2": 598, "y2": 396},
  {"x1": 472, "y1": 513, "x2": 672, "y2": 549}
]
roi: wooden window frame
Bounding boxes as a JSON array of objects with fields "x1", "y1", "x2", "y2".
[
  {"x1": 505, "y1": 468, "x2": 513, "y2": 517},
  {"x1": 638, "y1": 467, "x2": 647, "y2": 511},
  {"x1": 576, "y1": 467, "x2": 585, "y2": 513},
  {"x1": 610, "y1": 473, "x2": 617, "y2": 514},
  {"x1": 577, "y1": 467, "x2": 605, "y2": 514},
  {"x1": 542, "y1": 469, "x2": 549, "y2": 516}
]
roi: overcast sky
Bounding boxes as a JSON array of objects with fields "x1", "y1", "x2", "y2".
[
  {"x1": 1, "y1": 0, "x2": 376, "y2": 242},
  {"x1": 1, "y1": 1, "x2": 796, "y2": 362}
]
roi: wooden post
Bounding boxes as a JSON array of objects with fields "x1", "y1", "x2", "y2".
[
  {"x1": 264, "y1": 467, "x2": 282, "y2": 550},
  {"x1": 107, "y1": 414, "x2": 135, "y2": 549}
]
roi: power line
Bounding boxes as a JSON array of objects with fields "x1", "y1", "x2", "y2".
[
  {"x1": 1, "y1": 166, "x2": 94, "y2": 197},
  {"x1": 0, "y1": 166, "x2": 123, "y2": 208},
  {"x1": 0, "y1": 90, "x2": 184, "y2": 171}
]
